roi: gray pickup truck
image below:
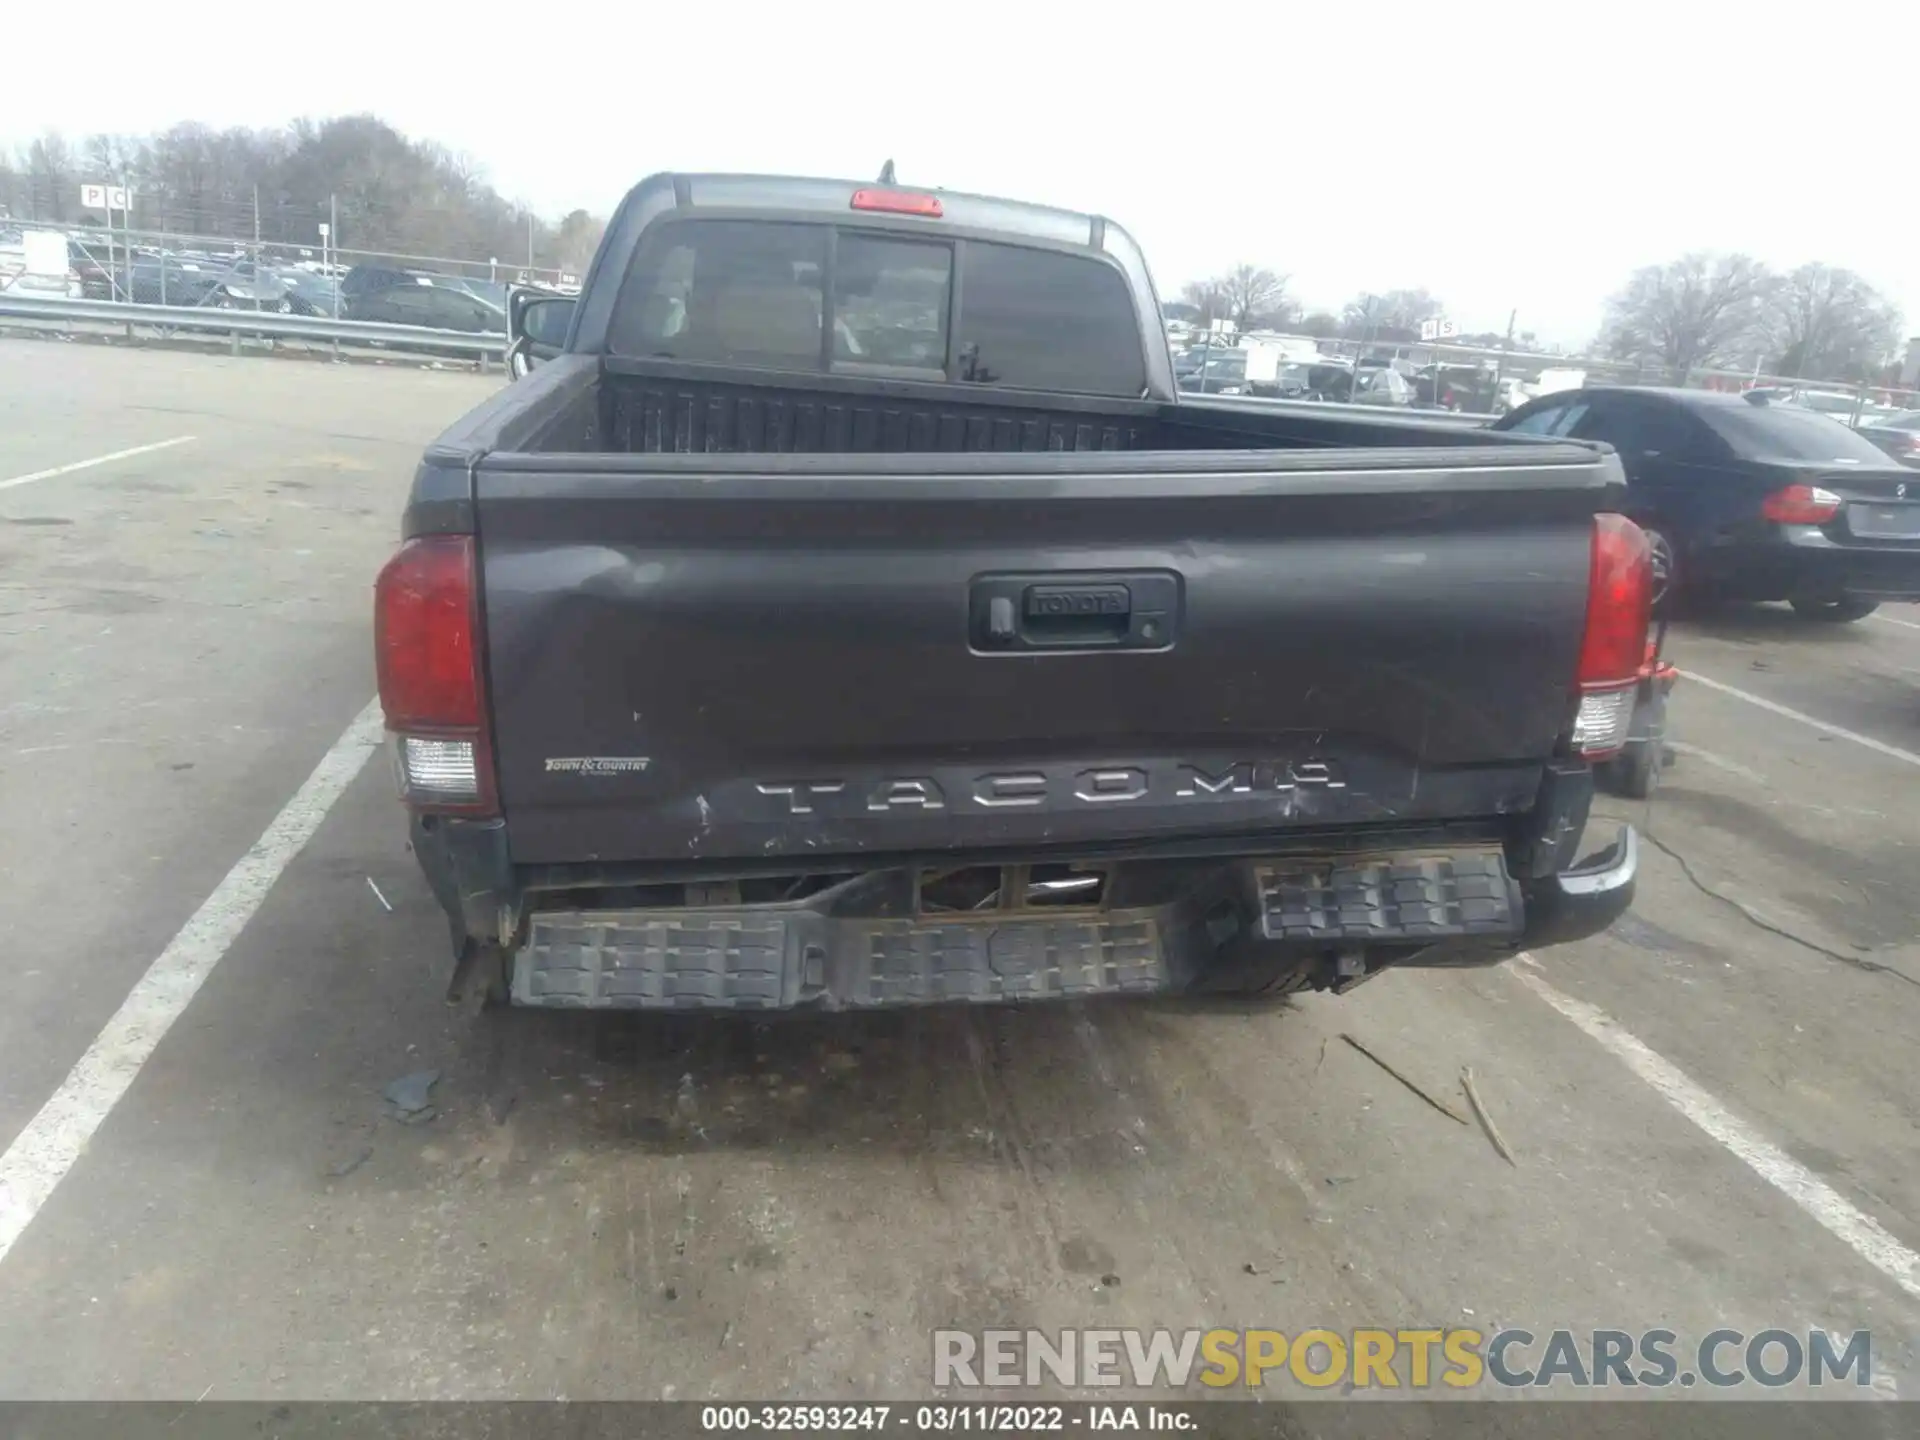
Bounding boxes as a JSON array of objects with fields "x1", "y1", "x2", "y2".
[{"x1": 376, "y1": 171, "x2": 1648, "y2": 1014}]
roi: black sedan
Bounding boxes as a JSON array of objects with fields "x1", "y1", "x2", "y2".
[{"x1": 1493, "y1": 386, "x2": 1920, "y2": 622}]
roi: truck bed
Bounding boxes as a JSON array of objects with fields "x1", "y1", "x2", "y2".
[
  {"x1": 436, "y1": 356, "x2": 1621, "y2": 869},
  {"x1": 469, "y1": 355, "x2": 1516, "y2": 459}
]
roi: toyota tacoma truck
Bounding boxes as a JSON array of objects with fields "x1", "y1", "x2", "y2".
[{"x1": 376, "y1": 171, "x2": 1647, "y2": 1013}]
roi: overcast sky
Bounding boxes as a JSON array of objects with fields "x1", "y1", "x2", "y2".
[{"x1": 5, "y1": 4, "x2": 1915, "y2": 346}]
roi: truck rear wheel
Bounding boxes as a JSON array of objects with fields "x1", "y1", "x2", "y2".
[
  {"x1": 1605, "y1": 742, "x2": 1660, "y2": 800},
  {"x1": 447, "y1": 939, "x2": 513, "y2": 1011}
]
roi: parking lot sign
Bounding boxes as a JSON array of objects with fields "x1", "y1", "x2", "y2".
[
  {"x1": 1420, "y1": 317, "x2": 1459, "y2": 342},
  {"x1": 80, "y1": 184, "x2": 130, "y2": 211}
]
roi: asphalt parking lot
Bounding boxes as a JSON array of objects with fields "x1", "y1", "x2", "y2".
[{"x1": 0, "y1": 340, "x2": 1917, "y2": 1421}]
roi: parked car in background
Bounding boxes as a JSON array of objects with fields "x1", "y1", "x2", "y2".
[
  {"x1": 347, "y1": 277, "x2": 507, "y2": 333},
  {"x1": 1174, "y1": 349, "x2": 1249, "y2": 394},
  {"x1": 1349, "y1": 365, "x2": 1414, "y2": 407},
  {"x1": 1269, "y1": 360, "x2": 1356, "y2": 401},
  {"x1": 338, "y1": 264, "x2": 423, "y2": 302},
  {"x1": 270, "y1": 268, "x2": 342, "y2": 316},
  {"x1": 211, "y1": 259, "x2": 303, "y2": 312},
  {"x1": 124, "y1": 255, "x2": 228, "y2": 307},
  {"x1": 429, "y1": 276, "x2": 511, "y2": 311},
  {"x1": 1494, "y1": 386, "x2": 1920, "y2": 621},
  {"x1": 1857, "y1": 410, "x2": 1920, "y2": 467},
  {"x1": 65, "y1": 238, "x2": 113, "y2": 298},
  {"x1": 1415, "y1": 363, "x2": 1499, "y2": 412},
  {"x1": 1740, "y1": 386, "x2": 1890, "y2": 428}
]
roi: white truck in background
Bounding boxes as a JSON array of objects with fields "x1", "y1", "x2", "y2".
[{"x1": 0, "y1": 227, "x2": 80, "y2": 299}]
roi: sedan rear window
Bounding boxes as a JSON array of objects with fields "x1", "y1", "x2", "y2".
[{"x1": 1702, "y1": 405, "x2": 1899, "y2": 464}]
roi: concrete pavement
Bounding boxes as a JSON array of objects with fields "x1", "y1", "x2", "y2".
[{"x1": 0, "y1": 340, "x2": 1916, "y2": 1419}]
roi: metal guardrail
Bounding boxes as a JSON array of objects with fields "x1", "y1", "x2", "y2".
[{"x1": 0, "y1": 294, "x2": 506, "y2": 359}]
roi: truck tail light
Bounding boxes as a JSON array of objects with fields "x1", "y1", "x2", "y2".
[
  {"x1": 1571, "y1": 514, "x2": 1652, "y2": 759},
  {"x1": 375, "y1": 535, "x2": 496, "y2": 813},
  {"x1": 1761, "y1": 483, "x2": 1842, "y2": 525}
]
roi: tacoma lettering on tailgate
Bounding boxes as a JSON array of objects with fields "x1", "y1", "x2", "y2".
[{"x1": 753, "y1": 761, "x2": 1346, "y2": 817}]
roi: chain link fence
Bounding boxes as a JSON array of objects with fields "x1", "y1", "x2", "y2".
[
  {"x1": 3, "y1": 184, "x2": 585, "y2": 337},
  {"x1": 4, "y1": 217, "x2": 582, "y2": 342},
  {"x1": 1291, "y1": 335, "x2": 1920, "y2": 423}
]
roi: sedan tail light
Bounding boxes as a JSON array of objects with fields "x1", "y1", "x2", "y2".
[
  {"x1": 1761, "y1": 483, "x2": 1842, "y2": 525},
  {"x1": 375, "y1": 535, "x2": 496, "y2": 813},
  {"x1": 1571, "y1": 514, "x2": 1653, "y2": 759}
]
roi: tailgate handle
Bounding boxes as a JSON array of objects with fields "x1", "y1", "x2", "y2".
[
  {"x1": 1021, "y1": 584, "x2": 1131, "y2": 645},
  {"x1": 971, "y1": 571, "x2": 1178, "y2": 654}
]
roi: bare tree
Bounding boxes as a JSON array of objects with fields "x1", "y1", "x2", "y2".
[
  {"x1": 1762, "y1": 263, "x2": 1901, "y2": 382},
  {"x1": 0, "y1": 150, "x2": 21, "y2": 219},
  {"x1": 1178, "y1": 279, "x2": 1229, "y2": 328},
  {"x1": 25, "y1": 133, "x2": 77, "y2": 222},
  {"x1": 1217, "y1": 263, "x2": 1292, "y2": 330},
  {"x1": 12, "y1": 113, "x2": 610, "y2": 275},
  {"x1": 554, "y1": 208, "x2": 606, "y2": 275},
  {"x1": 81, "y1": 133, "x2": 145, "y2": 187},
  {"x1": 1342, "y1": 292, "x2": 1389, "y2": 339},
  {"x1": 1341, "y1": 288, "x2": 1443, "y2": 342},
  {"x1": 1600, "y1": 252, "x2": 1774, "y2": 377},
  {"x1": 1380, "y1": 288, "x2": 1442, "y2": 334}
]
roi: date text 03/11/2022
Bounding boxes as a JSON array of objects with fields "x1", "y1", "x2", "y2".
[{"x1": 699, "y1": 1406, "x2": 1194, "y2": 1432}]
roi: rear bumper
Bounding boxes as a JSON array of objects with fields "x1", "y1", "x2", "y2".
[
  {"x1": 1516, "y1": 825, "x2": 1637, "y2": 951},
  {"x1": 1790, "y1": 546, "x2": 1920, "y2": 600},
  {"x1": 452, "y1": 831, "x2": 1638, "y2": 1013},
  {"x1": 1705, "y1": 533, "x2": 1920, "y2": 601}
]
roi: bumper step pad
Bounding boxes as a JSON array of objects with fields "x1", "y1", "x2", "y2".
[
  {"x1": 515, "y1": 911, "x2": 1170, "y2": 1011},
  {"x1": 511, "y1": 848, "x2": 1538, "y2": 1012},
  {"x1": 1257, "y1": 852, "x2": 1520, "y2": 942}
]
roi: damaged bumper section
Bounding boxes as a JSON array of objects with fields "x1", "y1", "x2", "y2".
[{"x1": 492, "y1": 832, "x2": 1637, "y2": 1013}]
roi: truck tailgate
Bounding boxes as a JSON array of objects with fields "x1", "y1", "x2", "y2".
[{"x1": 474, "y1": 450, "x2": 1608, "y2": 864}]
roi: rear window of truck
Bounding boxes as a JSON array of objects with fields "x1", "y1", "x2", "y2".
[{"x1": 606, "y1": 217, "x2": 1146, "y2": 397}]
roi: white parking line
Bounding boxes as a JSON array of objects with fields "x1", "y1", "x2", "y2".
[
  {"x1": 1663, "y1": 739, "x2": 1769, "y2": 787},
  {"x1": 0, "y1": 698, "x2": 383, "y2": 1269},
  {"x1": 1681, "y1": 670, "x2": 1920, "y2": 769},
  {"x1": 1515, "y1": 960, "x2": 1920, "y2": 1303},
  {"x1": 0, "y1": 436, "x2": 197, "y2": 493},
  {"x1": 1869, "y1": 611, "x2": 1920, "y2": 633}
]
